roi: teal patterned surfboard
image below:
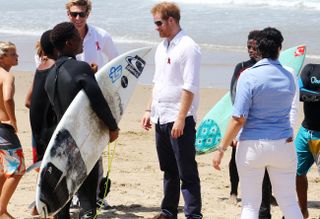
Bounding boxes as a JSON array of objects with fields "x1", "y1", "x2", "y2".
[{"x1": 195, "y1": 45, "x2": 306, "y2": 155}]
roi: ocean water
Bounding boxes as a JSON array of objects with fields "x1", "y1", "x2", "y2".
[{"x1": 0, "y1": 0, "x2": 319, "y2": 87}]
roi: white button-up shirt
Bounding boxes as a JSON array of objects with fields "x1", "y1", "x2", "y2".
[
  {"x1": 151, "y1": 30, "x2": 201, "y2": 124},
  {"x1": 76, "y1": 24, "x2": 118, "y2": 70}
]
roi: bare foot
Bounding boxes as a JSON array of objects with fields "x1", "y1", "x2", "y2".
[
  {"x1": 302, "y1": 209, "x2": 309, "y2": 219},
  {"x1": 0, "y1": 212, "x2": 14, "y2": 219},
  {"x1": 228, "y1": 194, "x2": 238, "y2": 205},
  {"x1": 31, "y1": 206, "x2": 39, "y2": 216}
]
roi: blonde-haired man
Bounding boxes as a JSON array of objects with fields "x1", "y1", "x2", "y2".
[
  {"x1": 65, "y1": 0, "x2": 119, "y2": 212},
  {"x1": 142, "y1": 2, "x2": 202, "y2": 219},
  {"x1": 65, "y1": 0, "x2": 118, "y2": 70},
  {"x1": 0, "y1": 41, "x2": 25, "y2": 219}
]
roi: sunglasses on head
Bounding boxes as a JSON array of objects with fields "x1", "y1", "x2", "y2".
[
  {"x1": 69, "y1": 11, "x2": 87, "y2": 18},
  {"x1": 154, "y1": 20, "x2": 164, "y2": 27}
]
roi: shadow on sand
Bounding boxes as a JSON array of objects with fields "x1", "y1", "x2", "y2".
[{"x1": 96, "y1": 204, "x2": 184, "y2": 219}]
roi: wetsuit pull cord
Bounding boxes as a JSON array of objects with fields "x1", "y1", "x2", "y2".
[{"x1": 95, "y1": 140, "x2": 118, "y2": 218}]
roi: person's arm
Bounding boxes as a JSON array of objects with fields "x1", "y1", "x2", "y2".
[
  {"x1": 171, "y1": 89, "x2": 194, "y2": 138},
  {"x1": 290, "y1": 76, "x2": 299, "y2": 129},
  {"x1": 171, "y1": 43, "x2": 201, "y2": 138},
  {"x1": 212, "y1": 116, "x2": 246, "y2": 170},
  {"x1": 283, "y1": 66, "x2": 299, "y2": 130},
  {"x1": 212, "y1": 71, "x2": 252, "y2": 170},
  {"x1": 102, "y1": 33, "x2": 119, "y2": 62},
  {"x1": 284, "y1": 66, "x2": 299, "y2": 129},
  {"x1": 3, "y1": 74, "x2": 17, "y2": 132},
  {"x1": 141, "y1": 94, "x2": 153, "y2": 131},
  {"x1": 25, "y1": 81, "x2": 34, "y2": 108},
  {"x1": 78, "y1": 64, "x2": 119, "y2": 140}
]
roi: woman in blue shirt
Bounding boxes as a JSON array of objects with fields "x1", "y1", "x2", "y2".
[{"x1": 212, "y1": 27, "x2": 303, "y2": 219}]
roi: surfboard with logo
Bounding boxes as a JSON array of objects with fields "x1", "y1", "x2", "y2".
[
  {"x1": 195, "y1": 45, "x2": 306, "y2": 154},
  {"x1": 35, "y1": 47, "x2": 152, "y2": 217}
]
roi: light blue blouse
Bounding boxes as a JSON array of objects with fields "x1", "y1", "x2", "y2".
[{"x1": 233, "y1": 58, "x2": 296, "y2": 140}]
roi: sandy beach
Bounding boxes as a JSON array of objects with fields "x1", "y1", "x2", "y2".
[
  {"x1": 8, "y1": 72, "x2": 320, "y2": 219},
  {"x1": 0, "y1": 0, "x2": 319, "y2": 218}
]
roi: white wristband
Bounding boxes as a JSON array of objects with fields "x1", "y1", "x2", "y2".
[{"x1": 217, "y1": 146, "x2": 227, "y2": 152}]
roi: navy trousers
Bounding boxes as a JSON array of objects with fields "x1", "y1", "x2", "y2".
[{"x1": 155, "y1": 116, "x2": 202, "y2": 219}]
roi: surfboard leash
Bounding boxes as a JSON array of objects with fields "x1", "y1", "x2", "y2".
[{"x1": 95, "y1": 140, "x2": 118, "y2": 218}]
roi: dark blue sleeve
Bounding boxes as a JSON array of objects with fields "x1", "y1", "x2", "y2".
[
  {"x1": 77, "y1": 63, "x2": 118, "y2": 131},
  {"x1": 230, "y1": 62, "x2": 242, "y2": 104},
  {"x1": 299, "y1": 64, "x2": 320, "y2": 102}
]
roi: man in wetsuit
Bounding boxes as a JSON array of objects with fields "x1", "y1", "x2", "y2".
[
  {"x1": 230, "y1": 30, "x2": 260, "y2": 104},
  {"x1": 295, "y1": 63, "x2": 320, "y2": 218},
  {"x1": 45, "y1": 22, "x2": 119, "y2": 219}
]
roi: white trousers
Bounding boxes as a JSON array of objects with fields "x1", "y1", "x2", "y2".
[{"x1": 236, "y1": 139, "x2": 303, "y2": 219}]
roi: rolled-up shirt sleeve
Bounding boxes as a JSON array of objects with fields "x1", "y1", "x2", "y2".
[
  {"x1": 182, "y1": 45, "x2": 201, "y2": 94},
  {"x1": 233, "y1": 71, "x2": 253, "y2": 118}
]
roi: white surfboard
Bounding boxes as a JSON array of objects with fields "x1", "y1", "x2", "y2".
[{"x1": 35, "y1": 47, "x2": 152, "y2": 217}]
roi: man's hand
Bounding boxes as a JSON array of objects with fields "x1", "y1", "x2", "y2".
[
  {"x1": 90, "y1": 63, "x2": 98, "y2": 74},
  {"x1": 171, "y1": 118, "x2": 185, "y2": 139},
  {"x1": 141, "y1": 111, "x2": 152, "y2": 131},
  {"x1": 109, "y1": 129, "x2": 119, "y2": 143}
]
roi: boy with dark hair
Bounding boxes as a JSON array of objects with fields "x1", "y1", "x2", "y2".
[{"x1": 45, "y1": 21, "x2": 119, "y2": 219}]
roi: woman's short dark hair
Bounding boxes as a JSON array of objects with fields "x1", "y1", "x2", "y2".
[
  {"x1": 40, "y1": 30, "x2": 55, "y2": 58},
  {"x1": 257, "y1": 27, "x2": 283, "y2": 60},
  {"x1": 50, "y1": 22, "x2": 76, "y2": 51}
]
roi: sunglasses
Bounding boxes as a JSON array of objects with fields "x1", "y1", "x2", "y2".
[
  {"x1": 154, "y1": 20, "x2": 164, "y2": 27},
  {"x1": 247, "y1": 45, "x2": 257, "y2": 50},
  {"x1": 69, "y1": 11, "x2": 87, "y2": 18}
]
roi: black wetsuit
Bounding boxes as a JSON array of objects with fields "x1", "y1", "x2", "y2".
[
  {"x1": 45, "y1": 56, "x2": 118, "y2": 218},
  {"x1": 45, "y1": 56, "x2": 117, "y2": 130},
  {"x1": 29, "y1": 67, "x2": 57, "y2": 162},
  {"x1": 230, "y1": 58, "x2": 256, "y2": 104}
]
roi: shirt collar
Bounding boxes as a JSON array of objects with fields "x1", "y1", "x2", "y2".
[
  {"x1": 164, "y1": 29, "x2": 185, "y2": 48},
  {"x1": 253, "y1": 58, "x2": 281, "y2": 68},
  {"x1": 83, "y1": 24, "x2": 92, "y2": 41}
]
